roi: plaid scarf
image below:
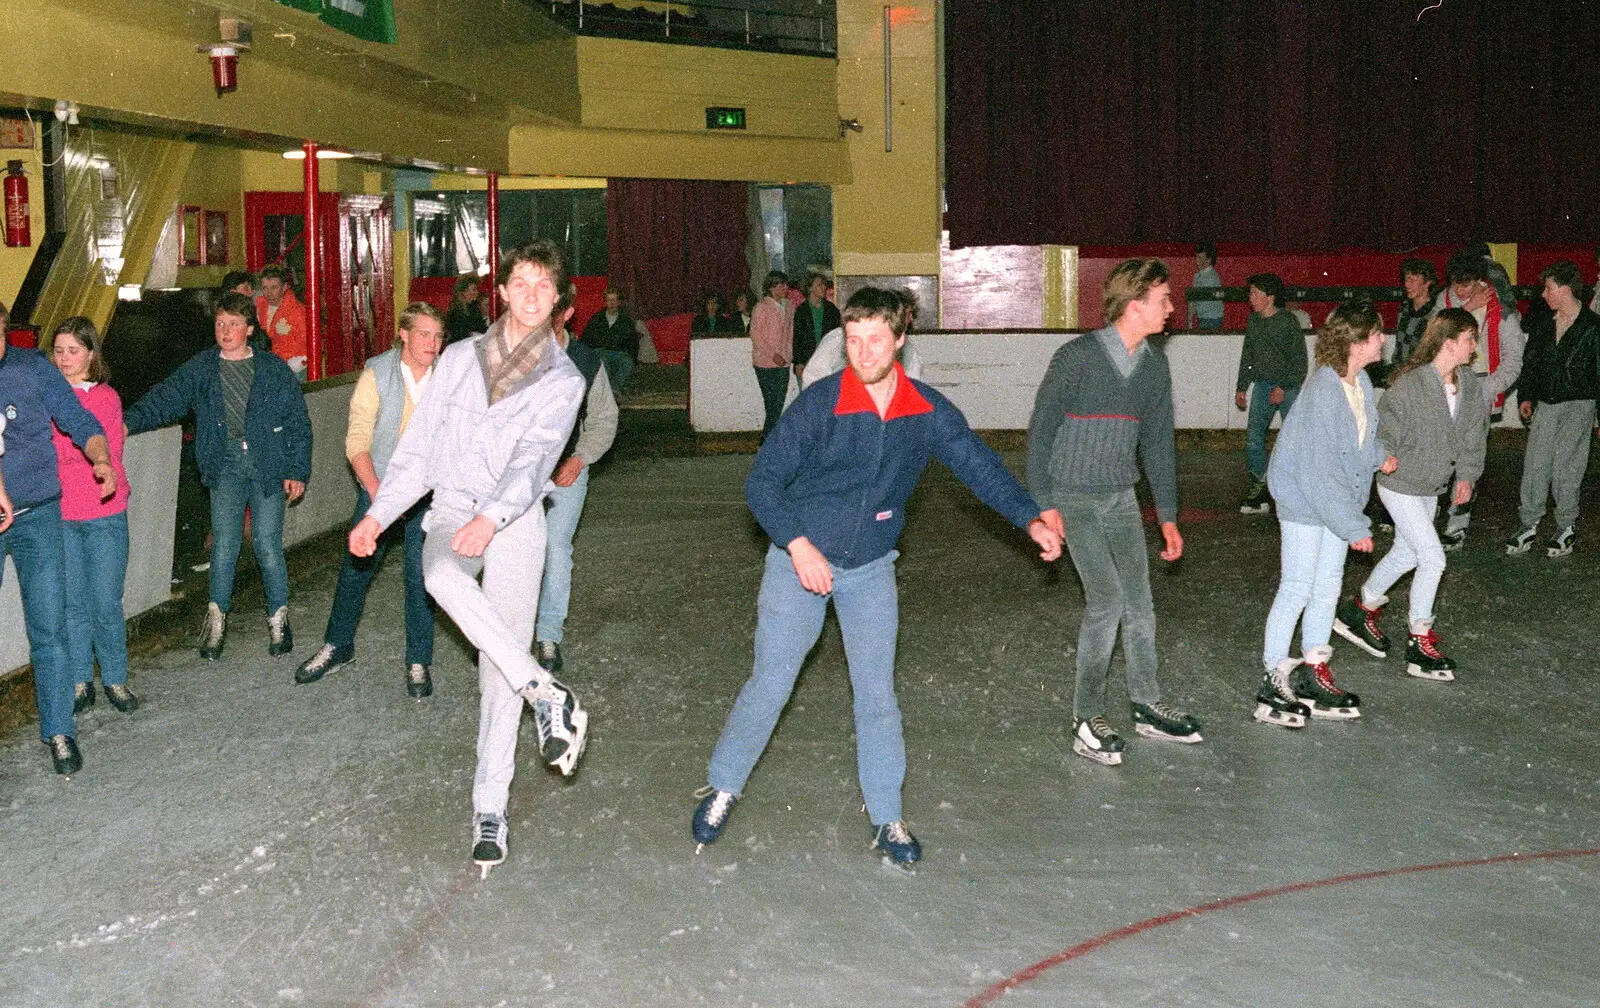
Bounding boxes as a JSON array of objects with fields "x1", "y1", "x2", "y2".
[{"x1": 484, "y1": 320, "x2": 548, "y2": 405}]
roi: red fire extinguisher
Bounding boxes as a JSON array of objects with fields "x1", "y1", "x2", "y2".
[{"x1": 4, "y1": 160, "x2": 29, "y2": 248}]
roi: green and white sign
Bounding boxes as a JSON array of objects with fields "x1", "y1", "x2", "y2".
[{"x1": 274, "y1": 0, "x2": 396, "y2": 44}]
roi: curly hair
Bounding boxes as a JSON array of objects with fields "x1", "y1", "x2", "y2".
[{"x1": 1313, "y1": 299, "x2": 1383, "y2": 373}]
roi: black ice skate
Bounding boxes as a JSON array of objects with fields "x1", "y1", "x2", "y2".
[
  {"x1": 1253, "y1": 661, "x2": 1310, "y2": 729},
  {"x1": 267, "y1": 605, "x2": 294, "y2": 656},
  {"x1": 691, "y1": 787, "x2": 737, "y2": 851},
  {"x1": 1131, "y1": 702, "x2": 1203, "y2": 743},
  {"x1": 1333, "y1": 594, "x2": 1390, "y2": 658},
  {"x1": 1405, "y1": 623, "x2": 1456, "y2": 682},
  {"x1": 471, "y1": 812, "x2": 507, "y2": 878},
  {"x1": 1546, "y1": 526, "x2": 1575, "y2": 558},
  {"x1": 1072, "y1": 716, "x2": 1125, "y2": 765},
  {"x1": 198, "y1": 602, "x2": 228, "y2": 661},
  {"x1": 1240, "y1": 479, "x2": 1272, "y2": 515},
  {"x1": 1291, "y1": 646, "x2": 1361, "y2": 719},
  {"x1": 522, "y1": 677, "x2": 589, "y2": 776},
  {"x1": 1505, "y1": 524, "x2": 1538, "y2": 555},
  {"x1": 871, "y1": 821, "x2": 922, "y2": 869}
]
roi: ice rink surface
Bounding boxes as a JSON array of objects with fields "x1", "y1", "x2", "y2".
[{"x1": 3, "y1": 447, "x2": 1597, "y2": 1007}]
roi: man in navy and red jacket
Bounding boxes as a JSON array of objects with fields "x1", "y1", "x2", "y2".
[{"x1": 688, "y1": 286, "x2": 1061, "y2": 867}]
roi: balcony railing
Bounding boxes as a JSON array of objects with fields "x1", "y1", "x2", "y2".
[{"x1": 542, "y1": 0, "x2": 835, "y2": 56}]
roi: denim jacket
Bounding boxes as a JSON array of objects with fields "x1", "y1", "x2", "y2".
[{"x1": 1267, "y1": 365, "x2": 1383, "y2": 542}]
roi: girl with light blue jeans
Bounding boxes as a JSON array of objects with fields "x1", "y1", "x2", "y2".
[
  {"x1": 1336, "y1": 309, "x2": 1487, "y2": 683},
  {"x1": 1256, "y1": 302, "x2": 1391, "y2": 725}
]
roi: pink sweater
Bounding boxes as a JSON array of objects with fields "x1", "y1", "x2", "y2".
[{"x1": 52, "y1": 383, "x2": 130, "y2": 520}]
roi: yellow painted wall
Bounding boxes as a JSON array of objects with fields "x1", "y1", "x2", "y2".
[
  {"x1": 576, "y1": 37, "x2": 839, "y2": 139},
  {"x1": 0, "y1": 126, "x2": 46, "y2": 313},
  {"x1": 830, "y1": 0, "x2": 941, "y2": 277},
  {"x1": 509, "y1": 123, "x2": 848, "y2": 183},
  {"x1": 0, "y1": 0, "x2": 530, "y2": 170}
]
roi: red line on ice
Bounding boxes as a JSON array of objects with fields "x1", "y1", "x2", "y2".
[{"x1": 962, "y1": 846, "x2": 1600, "y2": 1007}]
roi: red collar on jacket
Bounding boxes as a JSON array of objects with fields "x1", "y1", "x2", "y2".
[{"x1": 833, "y1": 361, "x2": 933, "y2": 420}]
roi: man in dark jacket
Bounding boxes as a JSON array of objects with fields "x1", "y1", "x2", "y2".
[
  {"x1": 689, "y1": 287, "x2": 1060, "y2": 868},
  {"x1": 1234, "y1": 273, "x2": 1308, "y2": 513},
  {"x1": 0, "y1": 300, "x2": 116, "y2": 775},
  {"x1": 791, "y1": 273, "x2": 841, "y2": 377},
  {"x1": 126, "y1": 292, "x2": 312, "y2": 661},
  {"x1": 1507, "y1": 260, "x2": 1600, "y2": 558},
  {"x1": 579, "y1": 287, "x2": 638, "y2": 392}
]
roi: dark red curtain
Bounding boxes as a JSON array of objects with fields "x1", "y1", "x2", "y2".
[
  {"x1": 605, "y1": 179, "x2": 750, "y2": 316},
  {"x1": 945, "y1": 0, "x2": 1600, "y2": 250}
]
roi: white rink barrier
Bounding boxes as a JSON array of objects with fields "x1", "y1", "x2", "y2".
[
  {"x1": 689, "y1": 331, "x2": 1527, "y2": 433},
  {"x1": 3, "y1": 378, "x2": 359, "y2": 676}
]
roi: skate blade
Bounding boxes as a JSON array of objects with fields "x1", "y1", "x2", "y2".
[
  {"x1": 475, "y1": 858, "x2": 503, "y2": 879},
  {"x1": 1071, "y1": 740, "x2": 1123, "y2": 765},
  {"x1": 878, "y1": 855, "x2": 918, "y2": 874},
  {"x1": 1239, "y1": 505, "x2": 1271, "y2": 515},
  {"x1": 1332, "y1": 622, "x2": 1387, "y2": 659},
  {"x1": 1547, "y1": 547, "x2": 1573, "y2": 558},
  {"x1": 1134, "y1": 723, "x2": 1203, "y2": 744},
  {"x1": 1252, "y1": 703, "x2": 1308, "y2": 729},
  {"x1": 548, "y1": 708, "x2": 590, "y2": 777},
  {"x1": 1306, "y1": 703, "x2": 1361, "y2": 720},
  {"x1": 1405, "y1": 664, "x2": 1455, "y2": 682},
  {"x1": 1506, "y1": 543, "x2": 1533, "y2": 555}
]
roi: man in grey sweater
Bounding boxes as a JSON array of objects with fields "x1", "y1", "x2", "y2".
[
  {"x1": 1027, "y1": 258, "x2": 1202, "y2": 766},
  {"x1": 350, "y1": 240, "x2": 587, "y2": 878}
]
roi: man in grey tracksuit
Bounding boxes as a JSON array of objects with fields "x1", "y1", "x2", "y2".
[{"x1": 350, "y1": 241, "x2": 587, "y2": 876}]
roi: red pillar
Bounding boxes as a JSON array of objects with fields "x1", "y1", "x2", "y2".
[
  {"x1": 302, "y1": 141, "x2": 323, "y2": 381},
  {"x1": 486, "y1": 171, "x2": 500, "y2": 319}
]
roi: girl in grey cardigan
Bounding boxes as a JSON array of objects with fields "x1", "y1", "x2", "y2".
[
  {"x1": 1255, "y1": 302, "x2": 1394, "y2": 728},
  {"x1": 1333, "y1": 309, "x2": 1487, "y2": 682}
]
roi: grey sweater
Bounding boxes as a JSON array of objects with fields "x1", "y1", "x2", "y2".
[
  {"x1": 1026, "y1": 328, "x2": 1179, "y2": 522},
  {"x1": 1376, "y1": 363, "x2": 1489, "y2": 497}
]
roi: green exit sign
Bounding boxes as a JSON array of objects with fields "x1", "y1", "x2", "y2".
[{"x1": 705, "y1": 107, "x2": 746, "y2": 130}]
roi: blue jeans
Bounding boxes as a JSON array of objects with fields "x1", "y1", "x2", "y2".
[
  {"x1": 753, "y1": 366, "x2": 790, "y2": 436},
  {"x1": 709, "y1": 545, "x2": 906, "y2": 825},
  {"x1": 1059, "y1": 489, "x2": 1162, "y2": 717},
  {"x1": 1264, "y1": 520, "x2": 1348, "y2": 668},
  {"x1": 62, "y1": 512, "x2": 130, "y2": 687},
  {"x1": 1245, "y1": 381, "x2": 1300, "y2": 480},
  {"x1": 323, "y1": 488, "x2": 434, "y2": 665},
  {"x1": 209, "y1": 469, "x2": 289, "y2": 614},
  {"x1": 535, "y1": 467, "x2": 590, "y2": 643},
  {"x1": 596, "y1": 349, "x2": 635, "y2": 392},
  {"x1": 1365, "y1": 488, "x2": 1445, "y2": 628},
  {"x1": 1, "y1": 500, "x2": 74, "y2": 741}
]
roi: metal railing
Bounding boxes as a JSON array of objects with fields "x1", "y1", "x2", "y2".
[{"x1": 541, "y1": 0, "x2": 835, "y2": 56}]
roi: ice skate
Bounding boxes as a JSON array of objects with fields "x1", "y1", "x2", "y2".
[
  {"x1": 1071, "y1": 716, "x2": 1125, "y2": 765},
  {"x1": 1440, "y1": 528, "x2": 1466, "y2": 552},
  {"x1": 691, "y1": 786, "x2": 736, "y2": 851},
  {"x1": 198, "y1": 602, "x2": 228, "y2": 661},
  {"x1": 267, "y1": 605, "x2": 294, "y2": 656},
  {"x1": 295, "y1": 643, "x2": 352, "y2": 684},
  {"x1": 1546, "y1": 526, "x2": 1575, "y2": 558},
  {"x1": 1505, "y1": 524, "x2": 1538, "y2": 555},
  {"x1": 1333, "y1": 594, "x2": 1390, "y2": 658},
  {"x1": 1131, "y1": 702, "x2": 1203, "y2": 743},
  {"x1": 1405, "y1": 621, "x2": 1456, "y2": 682},
  {"x1": 47, "y1": 734, "x2": 82, "y2": 776},
  {"x1": 73, "y1": 681, "x2": 95, "y2": 714},
  {"x1": 521, "y1": 677, "x2": 589, "y2": 776},
  {"x1": 1253, "y1": 660, "x2": 1310, "y2": 729},
  {"x1": 1239, "y1": 479, "x2": 1272, "y2": 515},
  {"x1": 104, "y1": 683, "x2": 139, "y2": 713},
  {"x1": 1291, "y1": 646, "x2": 1361, "y2": 719},
  {"x1": 471, "y1": 812, "x2": 507, "y2": 878},
  {"x1": 871, "y1": 821, "x2": 922, "y2": 869},
  {"x1": 405, "y1": 662, "x2": 433, "y2": 699}
]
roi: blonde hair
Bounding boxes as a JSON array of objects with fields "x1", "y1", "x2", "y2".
[{"x1": 1102, "y1": 258, "x2": 1169, "y2": 324}]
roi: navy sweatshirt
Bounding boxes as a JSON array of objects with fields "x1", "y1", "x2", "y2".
[
  {"x1": 0, "y1": 346, "x2": 106, "y2": 511},
  {"x1": 746, "y1": 363, "x2": 1041, "y2": 569}
]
